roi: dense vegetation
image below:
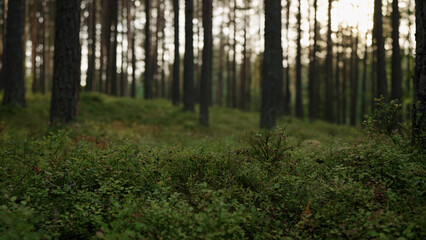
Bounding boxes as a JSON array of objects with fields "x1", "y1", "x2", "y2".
[{"x1": 0, "y1": 94, "x2": 424, "y2": 239}]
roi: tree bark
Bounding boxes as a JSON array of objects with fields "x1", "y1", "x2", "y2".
[
  {"x1": 50, "y1": 0, "x2": 80, "y2": 124},
  {"x1": 144, "y1": 0, "x2": 153, "y2": 99},
  {"x1": 295, "y1": 0, "x2": 303, "y2": 119},
  {"x1": 172, "y1": 0, "x2": 180, "y2": 105},
  {"x1": 86, "y1": 0, "x2": 97, "y2": 92},
  {"x1": 350, "y1": 31, "x2": 359, "y2": 126},
  {"x1": 309, "y1": 0, "x2": 318, "y2": 121},
  {"x1": 284, "y1": 0, "x2": 291, "y2": 116},
  {"x1": 412, "y1": 0, "x2": 426, "y2": 146},
  {"x1": 325, "y1": 0, "x2": 334, "y2": 122},
  {"x1": 260, "y1": 0, "x2": 282, "y2": 129},
  {"x1": 2, "y1": 0, "x2": 25, "y2": 107},
  {"x1": 373, "y1": 0, "x2": 388, "y2": 99},
  {"x1": 199, "y1": 0, "x2": 212, "y2": 126},
  {"x1": 183, "y1": 0, "x2": 195, "y2": 111},
  {"x1": 391, "y1": 0, "x2": 403, "y2": 121}
]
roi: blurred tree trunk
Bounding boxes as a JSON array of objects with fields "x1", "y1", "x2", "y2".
[
  {"x1": 50, "y1": 0, "x2": 80, "y2": 123},
  {"x1": 200, "y1": 0, "x2": 212, "y2": 126},
  {"x1": 309, "y1": 0, "x2": 318, "y2": 121},
  {"x1": 350, "y1": 31, "x2": 359, "y2": 126},
  {"x1": 109, "y1": 0, "x2": 118, "y2": 96},
  {"x1": 2, "y1": 0, "x2": 25, "y2": 107},
  {"x1": 40, "y1": 1, "x2": 46, "y2": 95},
  {"x1": 325, "y1": 0, "x2": 334, "y2": 122},
  {"x1": 260, "y1": 0, "x2": 282, "y2": 129},
  {"x1": 216, "y1": 22, "x2": 224, "y2": 106},
  {"x1": 231, "y1": 0, "x2": 237, "y2": 109},
  {"x1": 240, "y1": 15, "x2": 247, "y2": 111},
  {"x1": 86, "y1": 0, "x2": 97, "y2": 92},
  {"x1": 412, "y1": 0, "x2": 426, "y2": 146},
  {"x1": 31, "y1": 0, "x2": 39, "y2": 94},
  {"x1": 391, "y1": 0, "x2": 402, "y2": 123},
  {"x1": 373, "y1": 0, "x2": 387, "y2": 99},
  {"x1": 130, "y1": 0, "x2": 136, "y2": 98},
  {"x1": 0, "y1": 0, "x2": 4, "y2": 91},
  {"x1": 172, "y1": 0, "x2": 180, "y2": 105},
  {"x1": 144, "y1": 0, "x2": 153, "y2": 99},
  {"x1": 183, "y1": 0, "x2": 195, "y2": 111},
  {"x1": 284, "y1": 0, "x2": 291, "y2": 116},
  {"x1": 335, "y1": 29, "x2": 342, "y2": 124},
  {"x1": 361, "y1": 32, "x2": 368, "y2": 123},
  {"x1": 295, "y1": 0, "x2": 303, "y2": 119}
]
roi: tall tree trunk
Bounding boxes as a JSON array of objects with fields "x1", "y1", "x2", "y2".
[
  {"x1": 40, "y1": 1, "x2": 46, "y2": 95},
  {"x1": 216, "y1": 22, "x2": 224, "y2": 106},
  {"x1": 31, "y1": 1, "x2": 39, "y2": 94},
  {"x1": 412, "y1": 0, "x2": 426, "y2": 146},
  {"x1": 335, "y1": 31, "x2": 342, "y2": 124},
  {"x1": 231, "y1": 0, "x2": 237, "y2": 108},
  {"x1": 240, "y1": 15, "x2": 247, "y2": 111},
  {"x1": 309, "y1": 0, "x2": 318, "y2": 121},
  {"x1": 172, "y1": 0, "x2": 180, "y2": 105},
  {"x1": 183, "y1": 0, "x2": 195, "y2": 111},
  {"x1": 0, "y1": 0, "x2": 5, "y2": 91},
  {"x1": 144, "y1": 0, "x2": 153, "y2": 99},
  {"x1": 260, "y1": 0, "x2": 282, "y2": 129},
  {"x1": 2, "y1": 0, "x2": 25, "y2": 107},
  {"x1": 391, "y1": 0, "x2": 402, "y2": 123},
  {"x1": 361, "y1": 32, "x2": 368, "y2": 123},
  {"x1": 373, "y1": 0, "x2": 388, "y2": 99},
  {"x1": 350, "y1": 31, "x2": 359, "y2": 126},
  {"x1": 295, "y1": 0, "x2": 303, "y2": 119},
  {"x1": 50, "y1": 0, "x2": 80, "y2": 123},
  {"x1": 86, "y1": 0, "x2": 97, "y2": 92},
  {"x1": 200, "y1": 0, "x2": 212, "y2": 126},
  {"x1": 110, "y1": 0, "x2": 118, "y2": 96},
  {"x1": 325, "y1": 0, "x2": 334, "y2": 122},
  {"x1": 284, "y1": 0, "x2": 291, "y2": 116}
]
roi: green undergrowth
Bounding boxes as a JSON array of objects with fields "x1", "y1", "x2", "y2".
[{"x1": 0, "y1": 94, "x2": 424, "y2": 239}]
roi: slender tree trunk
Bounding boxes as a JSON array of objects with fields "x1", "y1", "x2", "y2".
[
  {"x1": 144, "y1": 0, "x2": 153, "y2": 99},
  {"x1": 336, "y1": 32, "x2": 342, "y2": 124},
  {"x1": 2, "y1": 0, "x2": 25, "y2": 107},
  {"x1": 0, "y1": 0, "x2": 4, "y2": 91},
  {"x1": 110, "y1": 0, "x2": 118, "y2": 96},
  {"x1": 374, "y1": 0, "x2": 388, "y2": 99},
  {"x1": 200, "y1": 0, "x2": 212, "y2": 126},
  {"x1": 412, "y1": 0, "x2": 426, "y2": 146},
  {"x1": 284, "y1": 0, "x2": 291, "y2": 116},
  {"x1": 295, "y1": 0, "x2": 303, "y2": 119},
  {"x1": 172, "y1": 0, "x2": 180, "y2": 105},
  {"x1": 240, "y1": 15, "x2": 247, "y2": 111},
  {"x1": 216, "y1": 22, "x2": 224, "y2": 106},
  {"x1": 325, "y1": 0, "x2": 334, "y2": 122},
  {"x1": 40, "y1": 2, "x2": 46, "y2": 95},
  {"x1": 391, "y1": 0, "x2": 403, "y2": 125},
  {"x1": 183, "y1": 0, "x2": 195, "y2": 111},
  {"x1": 50, "y1": 0, "x2": 80, "y2": 123},
  {"x1": 260, "y1": 0, "x2": 282, "y2": 129},
  {"x1": 361, "y1": 32, "x2": 368, "y2": 123},
  {"x1": 86, "y1": 0, "x2": 97, "y2": 92},
  {"x1": 309, "y1": 0, "x2": 318, "y2": 121},
  {"x1": 31, "y1": 1, "x2": 39, "y2": 94},
  {"x1": 231, "y1": 0, "x2": 237, "y2": 108},
  {"x1": 350, "y1": 31, "x2": 359, "y2": 126}
]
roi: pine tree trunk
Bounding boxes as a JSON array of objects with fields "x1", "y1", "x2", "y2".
[
  {"x1": 284, "y1": 0, "x2": 291, "y2": 116},
  {"x1": 412, "y1": 0, "x2": 426, "y2": 146},
  {"x1": 391, "y1": 0, "x2": 403, "y2": 122},
  {"x1": 110, "y1": 0, "x2": 118, "y2": 96},
  {"x1": 199, "y1": 0, "x2": 212, "y2": 126},
  {"x1": 361, "y1": 33, "x2": 368, "y2": 123},
  {"x1": 50, "y1": 0, "x2": 80, "y2": 123},
  {"x1": 144, "y1": 0, "x2": 153, "y2": 99},
  {"x1": 309, "y1": 0, "x2": 318, "y2": 121},
  {"x1": 350, "y1": 32, "x2": 359, "y2": 126},
  {"x1": 216, "y1": 22, "x2": 224, "y2": 106},
  {"x1": 325, "y1": 0, "x2": 334, "y2": 122},
  {"x1": 172, "y1": 0, "x2": 180, "y2": 105},
  {"x1": 295, "y1": 0, "x2": 303, "y2": 119},
  {"x1": 260, "y1": 0, "x2": 282, "y2": 129},
  {"x1": 183, "y1": 0, "x2": 195, "y2": 111},
  {"x1": 374, "y1": 0, "x2": 388, "y2": 99},
  {"x1": 86, "y1": 0, "x2": 97, "y2": 92},
  {"x1": 2, "y1": 0, "x2": 25, "y2": 107}
]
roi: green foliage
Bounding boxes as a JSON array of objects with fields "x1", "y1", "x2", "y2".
[
  {"x1": 0, "y1": 94, "x2": 424, "y2": 239},
  {"x1": 364, "y1": 96, "x2": 408, "y2": 144}
]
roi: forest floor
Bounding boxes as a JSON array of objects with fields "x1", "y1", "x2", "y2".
[{"x1": 0, "y1": 93, "x2": 424, "y2": 239}]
